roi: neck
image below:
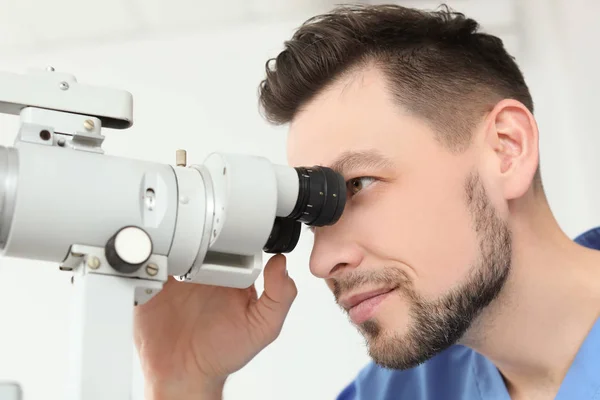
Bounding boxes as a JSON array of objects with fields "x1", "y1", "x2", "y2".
[{"x1": 462, "y1": 196, "x2": 600, "y2": 398}]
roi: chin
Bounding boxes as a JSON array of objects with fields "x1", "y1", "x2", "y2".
[
  {"x1": 357, "y1": 310, "x2": 444, "y2": 371},
  {"x1": 360, "y1": 325, "x2": 434, "y2": 370}
]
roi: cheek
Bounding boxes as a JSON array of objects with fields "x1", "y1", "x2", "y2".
[{"x1": 352, "y1": 179, "x2": 480, "y2": 299}]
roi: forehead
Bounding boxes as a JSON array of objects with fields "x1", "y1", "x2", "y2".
[{"x1": 286, "y1": 67, "x2": 429, "y2": 169}]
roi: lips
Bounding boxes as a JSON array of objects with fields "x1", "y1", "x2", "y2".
[{"x1": 339, "y1": 287, "x2": 397, "y2": 311}]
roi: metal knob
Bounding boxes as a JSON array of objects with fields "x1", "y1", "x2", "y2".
[{"x1": 105, "y1": 226, "x2": 153, "y2": 274}]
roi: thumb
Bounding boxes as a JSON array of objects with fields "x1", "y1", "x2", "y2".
[{"x1": 251, "y1": 254, "x2": 297, "y2": 339}]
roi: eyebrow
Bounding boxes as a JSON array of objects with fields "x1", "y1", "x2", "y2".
[{"x1": 327, "y1": 149, "x2": 395, "y2": 177}]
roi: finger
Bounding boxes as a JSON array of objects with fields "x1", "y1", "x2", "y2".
[
  {"x1": 254, "y1": 254, "x2": 298, "y2": 324},
  {"x1": 264, "y1": 254, "x2": 296, "y2": 301}
]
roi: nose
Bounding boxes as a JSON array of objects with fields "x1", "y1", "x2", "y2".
[{"x1": 309, "y1": 226, "x2": 364, "y2": 279}]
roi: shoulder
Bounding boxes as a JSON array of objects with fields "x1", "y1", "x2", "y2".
[{"x1": 336, "y1": 345, "x2": 497, "y2": 400}]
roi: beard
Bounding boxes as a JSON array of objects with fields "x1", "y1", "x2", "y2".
[{"x1": 333, "y1": 172, "x2": 512, "y2": 370}]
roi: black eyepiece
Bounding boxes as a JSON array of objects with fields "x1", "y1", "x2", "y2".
[
  {"x1": 288, "y1": 166, "x2": 346, "y2": 227},
  {"x1": 263, "y1": 165, "x2": 346, "y2": 254},
  {"x1": 263, "y1": 217, "x2": 302, "y2": 253}
]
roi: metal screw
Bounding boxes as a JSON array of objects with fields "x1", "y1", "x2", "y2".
[
  {"x1": 146, "y1": 264, "x2": 159, "y2": 276},
  {"x1": 83, "y1": 119, "x2": 95, "y2": 131},
  {"x1": 145, "y1": 289, "x2": 153, "y2": 295},
  {"x1": 145, "y1": 188, "x2": 156, "y2": 210},
  {"x1": 57, "y1": 138, "x2": 66, "y2": 147},
  {"x1": 87, "y1": 256, "x2": 100, "y2": 269},
  {"x1": 59, "y1": 81, "x2": 69, "y2": 90},
  {"x1": 46, "y1": 66, "x2": 55, "y2": 72},
  {"x1": 39, "y1": 130, "x2": 51, "y2": 141}
]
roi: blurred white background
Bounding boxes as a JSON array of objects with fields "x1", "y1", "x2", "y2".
[{"x1": 0, "y1": 0, "x2": 598, "y2": 399}]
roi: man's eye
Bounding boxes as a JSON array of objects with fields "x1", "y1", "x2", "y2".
[
  {"x1": 306, "y1": 177, "x2": 376, "y2": 235},
  {"x1": 347, "y1": 177, "x2": 376, "y2": 196}
]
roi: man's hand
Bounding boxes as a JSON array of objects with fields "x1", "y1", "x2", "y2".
[{"x1": 133, "y1": 254, "x2": 297, "y2": 399}]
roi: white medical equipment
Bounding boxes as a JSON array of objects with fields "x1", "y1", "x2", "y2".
[{"x1": 0, "y1": 68, "x2": 346, "y2": 400}]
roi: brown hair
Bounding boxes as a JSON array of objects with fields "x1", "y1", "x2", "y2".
[{"x1": 258, "y1": 4, "x2": 541, "y2": 184}]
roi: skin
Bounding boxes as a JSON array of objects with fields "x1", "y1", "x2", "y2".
[
  {"x1": 134, "y1": 257, "x2": 297, "y2": 399},
  {"x1": 134, "y1": 64, "x2": 600, "y2": 400},
  {"x1": 286, "y1": 66, "x2": 600, "y2": 400}
]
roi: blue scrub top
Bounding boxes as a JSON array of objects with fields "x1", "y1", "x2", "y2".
[{"x1": 337, "y1": 227, "x2": 600, "y2": 400}]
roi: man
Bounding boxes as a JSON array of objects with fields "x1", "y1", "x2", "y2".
[{"x1": 133, "y1": 4, "x2": 600, "y2": 400}]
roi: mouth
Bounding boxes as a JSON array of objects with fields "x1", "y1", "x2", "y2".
[{"x1": 339, "y1": 287, "x2": 398, "y2": 324}]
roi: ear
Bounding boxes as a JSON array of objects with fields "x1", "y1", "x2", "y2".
[{"x1": 483, "y1": 99, "x2": 539, "y2": 200}]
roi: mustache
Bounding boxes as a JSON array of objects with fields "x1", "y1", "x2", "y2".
[{"x1": 332, "y1": 267, "x2": 412, "y2": 303}]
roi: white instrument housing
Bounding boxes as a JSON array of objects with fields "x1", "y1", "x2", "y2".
[{"x1": 0, "y1": 67, "x2": 345, "y2": 400}]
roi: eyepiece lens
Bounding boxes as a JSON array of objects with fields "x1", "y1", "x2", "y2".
[
  {"x1": 265, "y1": 165, "x2": 346, "y2": 254},
  {"x1": 263, "y1": 217, "x2": 301, "y2": 254},
  {"x1": 289, "y1": 166, "x2": 346, "y2": 227}
]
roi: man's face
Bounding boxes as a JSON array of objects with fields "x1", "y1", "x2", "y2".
[{"x1": 287, "y1": 67, "x2": 512, "y2": 369}]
